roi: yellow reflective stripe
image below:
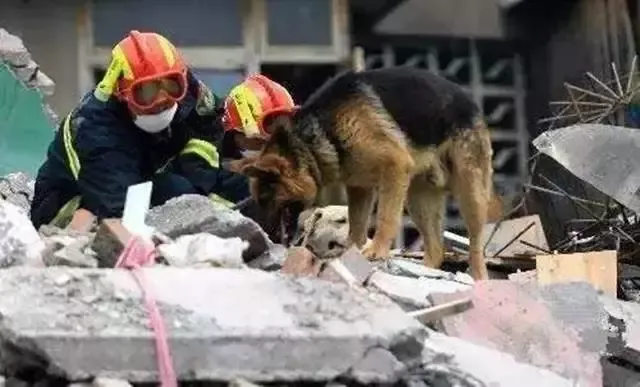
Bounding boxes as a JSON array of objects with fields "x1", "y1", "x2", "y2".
[
  {"x1": 62, "y1": 113, "x2": 81, "y2": 180},
  {"x1": 156, "y1": 35, "x2": 176, "y2": 67},
  {"x1": 94, "y1": 44, "x2": 133, "y2": 102},
  {"x1": 208, "y1": 193, "x2": 235, "y2": 209},
  {"x1": 50, "y1": 195, "x2": 81, "y2": 228},
  {"x1": 180, "y1": 139, "x2": 219, "y2": 168},
  {"x1": 229, "y1": 84, "x2": 262, "y2": 138}
]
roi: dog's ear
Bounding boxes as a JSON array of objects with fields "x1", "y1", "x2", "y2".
[
  {"x1": 241, "y1": 155, "x2": 287, "y2": 182},
  {"x1": 226, "y1": 157, "x2": 256, "y2": 174},
  {"x1": 265, "y1": 114, "x2": 295, "y2": 151}
]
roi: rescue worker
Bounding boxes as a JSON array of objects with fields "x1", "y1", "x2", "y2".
[
  {"x1": 220, "y1": 74, "x2": 297, "y2": 158},
  {"x1": 30, "y1": 30, "x2": 249, "y2": 231},
  {"x1": 219, "y1": 74, "x2": 299, "y2": 243}
]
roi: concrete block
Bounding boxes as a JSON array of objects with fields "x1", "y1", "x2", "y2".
[
  {"x1": 91, "y1": 219, "x2": 132, "y2": 268},
  {"x1": 146, "y1": 194, "x2": 272, "y2": 263},
  {"x1": 367, "y1": 271, "x2": 472, "y2": 310},
  {"x1": 0, "y1": 172, "x2": 34, "y2": 212},
  {"x1": 600, "y1": 295, "x2": 640, "y2": 367},
  {"x1": 433, "y1": 280, "x2": 608, "y2": 386},
  {"x1": 0, "y1": 267, "x2": 427, "y2": 384},
  {"x1": 385, "y1": 258, "x2": 474, "y2": 285},
  {"x1": 0, "y1": 29, "x2": 31, "y2": 67},
  {"x1": 319, "y1": 247, "x2": 376, "y2": 285},
  {"x1": 40, "y1": 226, "x2": 97, "y2": 268},
  {"x1": 0, "y1": 200, "x2": 45, "y2": 267},
  {"x1": 280, "y1": 246, "x2": 322, "y2": 277}
]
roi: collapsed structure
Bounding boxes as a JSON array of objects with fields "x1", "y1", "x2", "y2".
[{"x1": 2, "y1": 27, "x2": 640, "y2": 387}]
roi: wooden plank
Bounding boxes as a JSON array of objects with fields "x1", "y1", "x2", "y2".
[{"x1": 535, "y1": 250, "x2": 617, "y2": 296}]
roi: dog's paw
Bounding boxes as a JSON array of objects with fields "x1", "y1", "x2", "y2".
[{"x1": 360, "y1": 240, "x2": 390, "y2": 261}]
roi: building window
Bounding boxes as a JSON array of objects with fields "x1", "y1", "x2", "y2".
[
  {"x1": 92, "y1": 0, "x2": 244, "y2": 47},
  {"x1": 191, "y1": 69, "x2": 244, "y2": 97},
  {"x1": 265, "y1": 0, "x2": 333, "y2": 46}
]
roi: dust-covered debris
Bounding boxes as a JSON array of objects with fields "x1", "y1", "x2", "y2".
[
  {"x1": 0, "y1": 28, "x2": 58, "y2": 126},
  {"x1": 0, "y1": 199, "x2": 45, "y2": 268},
  {"x1": 157, "y1": 233, "x2": 248, "y2": 268},
  {"x1": 146, "y1": 194, "x2": 275, "y2": 263},
  {"x1": 0, "y1": 267, "x2": 427, "y2": 384},
  {"x1": 0, "y1": 172, "x2": 34, "y2": 212}
]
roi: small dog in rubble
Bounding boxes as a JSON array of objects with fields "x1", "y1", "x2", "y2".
[{"x1": 229, "y1": 66, "x2": 503, "y2": 280}]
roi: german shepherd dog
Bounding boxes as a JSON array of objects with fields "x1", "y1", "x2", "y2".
[{"x1": 229, "y1": 67, "x2": 502, "y2": 280}]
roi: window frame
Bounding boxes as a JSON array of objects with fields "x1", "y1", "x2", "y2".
[{"x1": 256, "y1": 0, "x2": 350, "y2": 63}]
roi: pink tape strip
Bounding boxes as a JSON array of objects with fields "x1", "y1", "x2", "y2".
[{"x1": 116, "y1": 237, "x2": 177, "y2": 387}]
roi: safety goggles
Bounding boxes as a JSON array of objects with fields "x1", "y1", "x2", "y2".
[{"x1": 121, "y1": 72, "x2": 187, "y2": 113}]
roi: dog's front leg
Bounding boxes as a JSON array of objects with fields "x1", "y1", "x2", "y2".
[
  {"x1": 361, "y1": 163, "x2": 412, "y2": 260},
  {"x1": 346, "y1": 186, "x2": 376, "y2": 248}
]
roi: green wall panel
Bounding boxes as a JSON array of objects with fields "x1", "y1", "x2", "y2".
[{"x1": 0, "y1": 63, "x2": 54, "y2": 176}]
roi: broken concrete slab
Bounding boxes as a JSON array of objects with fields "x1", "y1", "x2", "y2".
[
  {"x1": 0, "y1": 172, "x2": 34, "y2": 212},
  {"x1": 600, "y1": 295, "x2": 640, "y2": 366},
  {"x1": 384, "y1": 258, "x2": 474, "y2": 285},
  {"x1": 367, "y1": 271, "x2": 472, "y2": 311},
  {"x1": 619, "y1": 263, "x2": 640, "y2": 302},
  {"x1": 146, "y1": 194, "x2": 273, "y2": 263},
  {"x1": 419, "y1": 330, "x2": 576, "y2": 386},
  {"x1": 433, "y1": 281, "x2": 608, "y2": 386},
  {"x1": 40, "y1": 225, "x2": 97, "y2": 268},
  {"x1": 0, "y1": 199, "x2": 45, "y2": 267},
  {"x1": 0, "y1": 29, "x2": 58, "y2": 126},
  {"x1": 0, "y1": 267, "x2": 427, "y2": 384},
  {"x1": 532, "y1": 123, "x2": 640, "y2": 215}
]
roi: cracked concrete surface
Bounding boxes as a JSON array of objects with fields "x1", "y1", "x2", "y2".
[
  {"x1": 146, "y1": 195, "x2": 275, "y2": 264},
  {"x1": 0, "y1": 267, "x2": 427, "y2": 383}
]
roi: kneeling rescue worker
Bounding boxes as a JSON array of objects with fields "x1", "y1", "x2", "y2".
[
  {"x1": 220, "y1": 73, "x2": 297, "y2": 158},
  {"x1": 218, "y1": 74, "x2": 300, "y2": 242},
  {"x1": 30, "y1": 30, "x2": 250, "y2": 231}
]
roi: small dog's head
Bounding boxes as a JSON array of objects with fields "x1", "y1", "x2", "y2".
[{"x1": 228, "y1": 113, "x2": 319, "y2": 229}]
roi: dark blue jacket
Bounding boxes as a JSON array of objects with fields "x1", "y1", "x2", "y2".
[{"x1": 33, "y1": 69, "x2": 248, "y2": 221}]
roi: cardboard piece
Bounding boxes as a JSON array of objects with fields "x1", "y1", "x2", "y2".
[
  {"x1": 535, "y1": 250, "x2": 617, "y2": 296},
  {"x1": 482, "y1": 215, "x2": 549, "y2": 259}
]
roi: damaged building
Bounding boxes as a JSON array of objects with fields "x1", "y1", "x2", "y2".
[{"x1": 2, "y1": 0, "x2": 640, "y2": 386}]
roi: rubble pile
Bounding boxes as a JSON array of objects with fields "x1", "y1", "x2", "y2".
[{"x1": 0, "y1": 171, "x2": 638, "y2": 386}]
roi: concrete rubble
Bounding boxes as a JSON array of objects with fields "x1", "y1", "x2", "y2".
[
  {"x1": 0, "y1": 170, "x2": 640, "y2": 385},
  {"x1": 0, "y1": 28, "x2": 58, "y2": 127},
  {"x1": 0, "y1": 267, "x2": 427, "y2": 384}
]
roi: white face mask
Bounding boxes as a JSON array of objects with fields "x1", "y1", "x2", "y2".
[{"x1": 133, "y1": 103, "x2": 178, "y2": 133}]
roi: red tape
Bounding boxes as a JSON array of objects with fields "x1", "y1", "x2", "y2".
[{"x1": 116, "y1": 236, "x2": 177, "y2": 387}]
